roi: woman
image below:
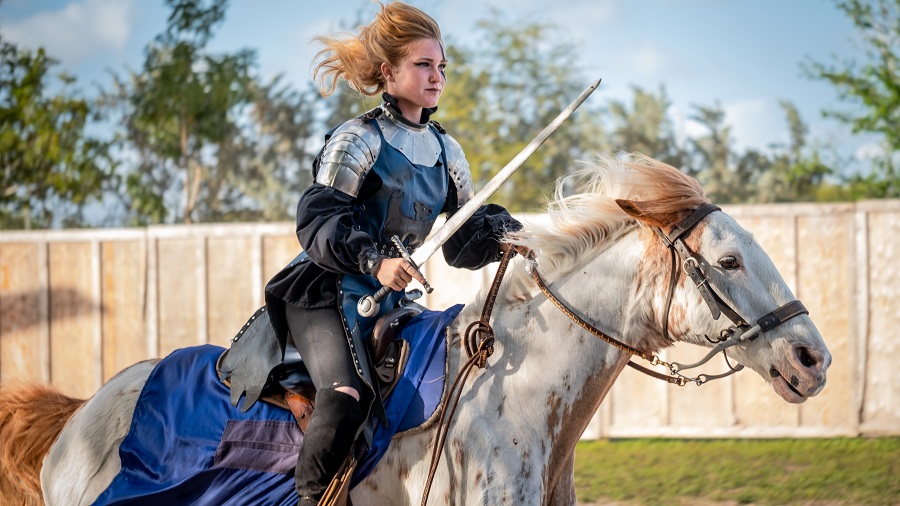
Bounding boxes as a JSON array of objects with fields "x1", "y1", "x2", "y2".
[{"x1": 264, "y1": 3, "x2": 522, "y2": 503}]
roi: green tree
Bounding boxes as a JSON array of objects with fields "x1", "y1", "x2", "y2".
[
  {"x1": 105, "y1": 0, "x2": 256, "y2": 224},
  {"x1": 199, "y1": 78, "x2": 324, "y2": 222},
  {"x1": 439, "y1": 14, "x2": 606, "y2": 211},
  {"x1": 0, "y1": 37, "x2": 114, "y2": 229},
  {"x1": 607, "y1": 85, "x2": 685, "y2": 170},
  {"x1": 687, "y1": 103, "x2": 742, "y2": 202},
  {"x1": 805, "y1": 0, "x2": 900, "y2": 197}
]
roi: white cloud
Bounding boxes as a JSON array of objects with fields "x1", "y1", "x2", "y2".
[
  {"x1": 3, "y1": 0, "x2": 134, "y2": 65},
  {"x1": 545, "y1": 0, "x2": 619, "y2": 25},
  {"x1": 671, "y1": 99, "x2": 790, "y2": 152},
  {"x1": 629, "y1": 41, "x2": 667, "y2": 77},
  {"x1": 855, "y1": 141, "x2": 884, "y2": 160},
  {"x1": 723, "y1": 98, "x2": 786, "y2": 152}
]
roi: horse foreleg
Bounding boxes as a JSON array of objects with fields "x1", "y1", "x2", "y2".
[
  {"x1": 41, "y1": 359, "x2": 158, "y2": 506},
  {"x1": 547, "y1": 452, "x2": 576, "y2": 506}
]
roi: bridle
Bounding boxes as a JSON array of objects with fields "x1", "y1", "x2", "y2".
[
  {"x1": 420, "y1": 203, "x2": 809, "y2": 504},
  {"x1": 534, "y1": 202, "x2": 810, "y2": 386}
]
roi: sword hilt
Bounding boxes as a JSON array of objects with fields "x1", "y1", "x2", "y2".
[
  {"x1": 357, "y1": 236, "x2": 432, "y2": 318},
  {"x1": 392, "y1": 236, "x2": 432, "y2": 294}
]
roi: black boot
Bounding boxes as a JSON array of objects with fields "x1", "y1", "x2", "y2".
[{"x1": 295, "y1": 388, "x2": 365, "y2": 503}]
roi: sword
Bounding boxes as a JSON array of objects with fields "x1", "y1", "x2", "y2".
[{"x1": 358, "y1": 78, "x2": 602, "y2": 317}]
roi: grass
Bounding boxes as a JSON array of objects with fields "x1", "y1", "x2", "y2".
[{"x1": 574, "y1": 438, "x2": 900, "y2": 505}]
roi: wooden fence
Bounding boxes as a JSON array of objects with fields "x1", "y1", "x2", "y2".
[{"x1": 1, "y1": 201, "x2": 898, "y2": 438}]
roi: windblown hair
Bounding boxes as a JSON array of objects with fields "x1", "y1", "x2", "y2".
[
  {"x1": 504, "y1": 153, "x2": 709, "y2": 293},
  {"x1": 0, "y1": 383, "x2": 85, "y2": 506},
  {"x1": 312, "y1": 2, "x2": 443, "y2": 97}
]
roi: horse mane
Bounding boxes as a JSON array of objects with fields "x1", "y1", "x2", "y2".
[
  {"x1": 502, "y1": 153, "x2": 709, "y2": 300},
  {"x1": 0, "y1": 383, "x2": 85, "y2": 506}
]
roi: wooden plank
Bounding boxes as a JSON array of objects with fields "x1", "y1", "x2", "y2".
[
  {"x1": 157, "y1": 238, "x2": 202, "y2": 356},
  {"x1": 48, "y1": 242, "x2": 100, "y2": 398},
  {"x1": 861, "y1": 210, "x2": 900, "y2": 434},
  {"x1": 0, "y1": 243, "x2": 48, "y2": 383},
  {"x1": 796, "y1": 213, "x2": 855, "y2": 432},
  {"x1": 101, "y1": 240, "x2": 150, "y2": 381},
  {"x1": 262, "y1": 234, "x2": 299, "y2": 287},
  {"x1": 665, "y1": 345, "x2": 734, "y2": 430},
  {"x1": 607, "y1": 356, "x2": 669, "y2": 432},
  {"x1": 421, "y1": 247, "x2": 484, "y2": 311},
  {"x1": 207, "y1": 237, "x2": 256, "y2": 347},
  {"x1": 732, "y1": 215, "x2": 801, "y2": 427}
]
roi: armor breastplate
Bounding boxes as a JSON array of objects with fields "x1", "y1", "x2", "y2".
[
  {"x1": 338, "y1": 118, "x2": 449, "y2": 356},
  {"x1": 356, "y1": 121, "x2": 449, "y2": 254}
]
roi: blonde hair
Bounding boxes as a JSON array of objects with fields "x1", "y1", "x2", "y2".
[{"x1": 313, "y1": 2, "x2": 443, "y2": 97}]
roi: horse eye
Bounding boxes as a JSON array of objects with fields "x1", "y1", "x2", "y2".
[{"x1": 718, "y1": 256, "x2": 740, "y2": 270}]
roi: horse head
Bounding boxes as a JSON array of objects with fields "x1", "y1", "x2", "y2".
[
  {"x1": 618, "y1": 196, "x2": 831, "y2": 403},
  {"x1": 504, "y1": 153, "x2": 830, "y2": 406}
]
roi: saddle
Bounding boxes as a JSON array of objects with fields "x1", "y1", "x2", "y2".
[
  {"x1": 215, "y1": 305, "x2": 421, "y2": 432},
  {"x1": 215, "y1": 297, "x2": 427, "y2": 506}
]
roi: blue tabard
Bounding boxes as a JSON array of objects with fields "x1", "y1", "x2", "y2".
[{"x1": 290, "y1": 119, "x2": 451, "y2": 398}]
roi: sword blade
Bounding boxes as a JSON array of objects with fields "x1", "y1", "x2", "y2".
[{"x1": 410, "y1": 78, "x2": 602, "y2": 267}]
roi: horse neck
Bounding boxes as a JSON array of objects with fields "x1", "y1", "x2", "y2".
[{"x1": 447, "y1": 228, "x2": 652, "y2": 459}]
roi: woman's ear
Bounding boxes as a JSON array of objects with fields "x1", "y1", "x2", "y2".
[{"x1": 381, "y1": 62, "x2": 394, "y2": 82}]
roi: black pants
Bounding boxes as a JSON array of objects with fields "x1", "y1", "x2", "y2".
[
  {"x1": 284, "y1": 304, "x2": 363, "y2": 394},
  {"x1": 283, "y1": 304, "x2": 365, "y2": 500}
]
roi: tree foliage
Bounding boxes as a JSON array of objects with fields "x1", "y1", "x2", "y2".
[
  {"x1": 439, "y1": 13, "x2": 605, "y2": 211},
  {"x1": 0, "y1": 37, "x2": 114, "y2": 229},
  {"x1": 6, "y1": 0, "x2": 898, "y2": 229},
  {"x1": 102, "y1": 0, "x2": 324, "y2": 225},
  {"x1": 103, "y1": 0, "x2": 256, "y2": 224},
  {"x1": 805, "y1": 0, "x2": 900, "y2": 197}
]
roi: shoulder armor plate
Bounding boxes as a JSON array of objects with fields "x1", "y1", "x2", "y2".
[
  {"x1": 316, "y1": 118, "x2": 381, "y2": 197},
  {"x1": 440, "y1": 132, "x2": 474, "y2": 209}
]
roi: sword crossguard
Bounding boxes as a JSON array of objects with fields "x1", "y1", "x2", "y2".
[
  {"x1": 391, "y1": 236, "x2": 432, "y2": 294},
  {"x1": 357, "y1": 236, "x2": 434, "y2": 318}
]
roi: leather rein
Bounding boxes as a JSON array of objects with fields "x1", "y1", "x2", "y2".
[{"x1": 420, "y1": 204, "x2": 809, "y2": 504}]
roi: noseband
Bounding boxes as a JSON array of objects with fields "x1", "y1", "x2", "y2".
[{"x1": 531, "y1": 203, "x2": 810, "y2": 386}]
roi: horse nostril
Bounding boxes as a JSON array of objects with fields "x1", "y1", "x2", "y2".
[{"x1": 795, "y1": 346, "x2": 817, "y2": 368}]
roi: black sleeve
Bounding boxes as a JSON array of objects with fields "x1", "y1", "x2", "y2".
[
  {"x1": 295, "y1": 183, "x2": 382, "y2": 275},
  {"x1": 441, "y1": 203, "x2": 522, "y2": 270}
]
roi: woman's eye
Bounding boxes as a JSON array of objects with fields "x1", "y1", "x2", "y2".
[{"x1": 718, "y1": 256, "x2": 740, "y2": 270}]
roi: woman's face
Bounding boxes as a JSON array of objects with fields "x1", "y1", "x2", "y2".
[{"x1": 383, "y1": 38, "x2": 446, "y2": 118}]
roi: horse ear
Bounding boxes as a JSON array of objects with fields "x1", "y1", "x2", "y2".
[{"x1": 615, "y1": 199, "x2": 676, "y2": 230}]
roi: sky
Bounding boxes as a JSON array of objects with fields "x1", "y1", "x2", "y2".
[{"x1": 0, "y1": 0, "x2": 875, "y2": 168}]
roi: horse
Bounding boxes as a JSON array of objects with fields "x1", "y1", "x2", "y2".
[{"x1": 0, "y1": 153, "x2": 830, "y2": 506}]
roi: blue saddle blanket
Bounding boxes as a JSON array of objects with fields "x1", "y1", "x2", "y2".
[{"x1": 93, "y1": 305, "x2": 462, "y2": 505}]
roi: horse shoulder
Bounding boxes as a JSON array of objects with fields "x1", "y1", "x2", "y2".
[{"x1": 41, "y1": 359, "x2": 159, "y2": 506}]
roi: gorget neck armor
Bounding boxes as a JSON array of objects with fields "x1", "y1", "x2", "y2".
[{"x1": 375, "y1": 101, "x2": 442, "y2": 167}]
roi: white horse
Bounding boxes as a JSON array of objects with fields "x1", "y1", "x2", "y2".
[{"x1": 0, "y1": 154, "x2": 830, "y2": 506}]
